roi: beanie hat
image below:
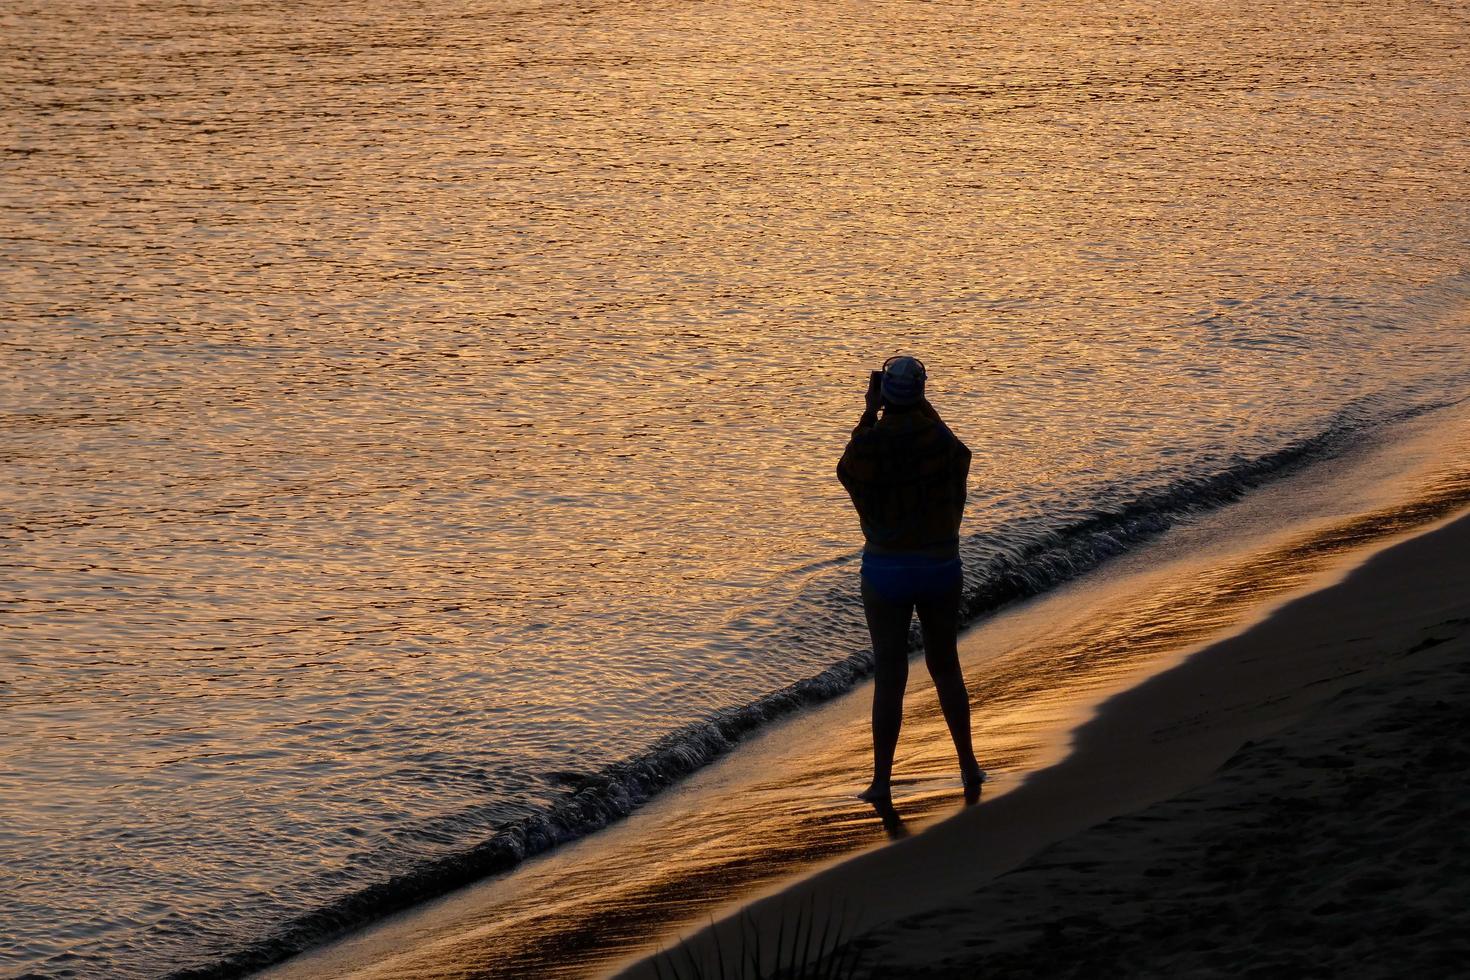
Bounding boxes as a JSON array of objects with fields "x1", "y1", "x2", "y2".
[{"x1": 880, "y1": 355, "x2": 926, "y2": 406}]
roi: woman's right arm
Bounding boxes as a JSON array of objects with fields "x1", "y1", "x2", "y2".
[
  {"x1": 852, "y1": 371, "x2": 882, "y2": 435},
  {"x1": 839, "y1": 374, "x2": 884, "y2": 492}
]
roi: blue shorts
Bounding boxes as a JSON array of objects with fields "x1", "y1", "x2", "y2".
[{"x1": 860, "y1": 552, "x2": 962, "y2": 605}]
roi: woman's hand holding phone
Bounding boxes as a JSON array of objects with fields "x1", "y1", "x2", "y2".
[{"x1": 866, "y1": 370, "x2": 884, "y2": 414}]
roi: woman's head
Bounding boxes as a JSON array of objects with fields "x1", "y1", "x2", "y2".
[{"x1": 880, "y1": 355, "x2": 926, "y2": 407}]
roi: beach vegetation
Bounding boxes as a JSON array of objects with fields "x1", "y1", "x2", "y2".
[{"x1": 648, "y1": 896, "x2": 865, "y2": 980}]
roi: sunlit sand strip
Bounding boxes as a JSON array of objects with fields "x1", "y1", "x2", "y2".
[
  {"x1": 260, "y1": 405, "x2": 1470, "y2": 980},
  {"x1": 824, "y1": 513, "x2": 1470, "y2": 978},
  {"x1": 611, "y1": 496, "x2": 1470, "y2": 971}
]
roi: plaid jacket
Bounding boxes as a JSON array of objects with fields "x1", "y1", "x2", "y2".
[{"x1": 837, "y1": 403, "x2": 970, "y2": 559}]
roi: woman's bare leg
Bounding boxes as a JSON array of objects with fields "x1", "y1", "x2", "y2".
[
  {"x1": 860, "y1": 580, "x2": 912, "y2": 801},
  {"x1": 917, "y1": 585, "x2": 984, "y2": 802}
]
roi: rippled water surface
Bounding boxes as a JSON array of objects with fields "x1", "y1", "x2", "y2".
[{"x1": 2, "y1": 0, "x2": 1468, "y2": 975}]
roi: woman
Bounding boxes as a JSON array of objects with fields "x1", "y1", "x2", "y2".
[{"x1": 837, "y1": 355, "x2": 985, "y2": 805}]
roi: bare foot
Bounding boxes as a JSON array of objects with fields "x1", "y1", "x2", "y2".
[
  {"x1": 961, "y1": 764, "x2": 987, "y2": 806},
  {"x1": 861, "y1": 795, "x2": 908, "y2": 839},
  {"x1": 857, "y1": 781, "x2": 892, "y2": 804}
]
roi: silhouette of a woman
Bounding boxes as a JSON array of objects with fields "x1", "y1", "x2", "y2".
[{"x1": 837, "y1": 355, "x2": 985, "y2": 805}]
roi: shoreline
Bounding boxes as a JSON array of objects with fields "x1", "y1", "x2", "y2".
[
  {"x1": 257, "y1": 405, "x2": 1470, "y2": 980},
  {"x1": 621, "y1": 506, "x2": 1470, "y2": 979}
]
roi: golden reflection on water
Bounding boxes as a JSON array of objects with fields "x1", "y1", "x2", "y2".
[{"x1": 5, "y1": 0, "x2": 1470, "y2": 973}]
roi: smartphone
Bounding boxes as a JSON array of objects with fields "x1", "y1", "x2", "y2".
[{"x1": 868, "y1": 370, "x2": 883, "y2": 400}]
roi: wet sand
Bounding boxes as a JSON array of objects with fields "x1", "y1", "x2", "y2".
[{"x1": 622, "y1": 508, "x2": 1470, "y2": 978}]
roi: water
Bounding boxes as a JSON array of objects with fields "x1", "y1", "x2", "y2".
[{"x1": 1, "y1": 0, "x2": 1468, "y2": 976}]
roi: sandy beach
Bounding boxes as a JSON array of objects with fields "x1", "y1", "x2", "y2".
[{"x1": 623, "y1": 507, "x2": 1470, "y2": 979}]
